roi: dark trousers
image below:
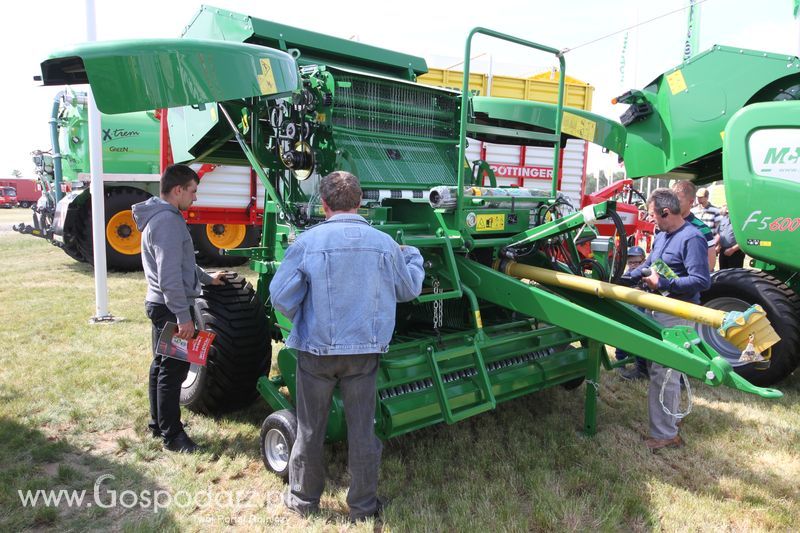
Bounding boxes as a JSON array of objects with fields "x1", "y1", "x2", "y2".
[
  {"x1": 615, "y1": 349, "x2": 649, "y2": 376},
  {"x1": 145, "y1": 302, "x2": 191, "y2": 440},
  {"x1": 286, "y1": 350, "x2": 382, "y2": 520},
  {"x1": 719, "y1": 248, "x2": 745, "y2": 269}
]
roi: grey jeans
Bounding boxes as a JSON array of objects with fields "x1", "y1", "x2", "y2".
[
  {"x1": 647, "y1": 310, "x2": 691, "y2": 440},
  {"x1": 285, "y1": 350, "x2": 382, "y2": 520}
]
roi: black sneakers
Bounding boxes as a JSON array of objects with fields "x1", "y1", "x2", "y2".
[
  {"x1": 164, "y1": 431, "x2": 200, "y2": 453},
  {"x1": 618, "y1": 366, "x2": 649, "y2": 381},
  {"x1": 148, "y1": 421, "x2": 189, "y2": 440}
]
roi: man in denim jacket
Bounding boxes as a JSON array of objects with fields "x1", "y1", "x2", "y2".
[{"x1": 270, "y1": 171, "x2": 424, "y2": 521}]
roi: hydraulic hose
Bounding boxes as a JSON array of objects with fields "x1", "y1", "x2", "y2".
[{"x1": 498, "y1": 261, "x2": 779, "y2": 355}]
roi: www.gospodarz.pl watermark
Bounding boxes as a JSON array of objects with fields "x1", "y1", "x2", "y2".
[{"x1": 18, "y1": 474, "x2": 283, "y2": 513}]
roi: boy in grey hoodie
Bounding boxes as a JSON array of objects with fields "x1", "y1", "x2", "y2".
[{"x1": 132, "y1": 164, "x2": 224, "y2": 453}]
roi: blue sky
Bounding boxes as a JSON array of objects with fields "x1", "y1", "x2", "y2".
[{"x1": 1, "y1": 0, "x2": 797, "y2": 176}]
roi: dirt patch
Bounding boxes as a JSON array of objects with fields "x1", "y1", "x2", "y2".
[{"x1": 88, "y1": 428, "x2": 138, "y2": 456}]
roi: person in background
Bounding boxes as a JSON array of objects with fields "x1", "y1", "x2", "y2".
[
  {"x1": 270, "y1": 171, "x2": 425, "y2": 522},
  {"x1": 692, "y1": 187, "x2": 723, "y2": 239},
  {"x1": 628, "y1": 188, "x2": 711, "y2": 451},
  {"x1": 717, "y1": 206, "x2": 745, "y2": 269},
  {"x1": 672, "y1": 180, "x2": 716, "y2": 271},
  {"x1": 133, "y1": 164, "x2": 225, "y2": 454},
  {"x1": 617, "y1": 246, "x2": 649, "y2": 381}
]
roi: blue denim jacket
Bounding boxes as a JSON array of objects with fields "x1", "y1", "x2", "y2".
[{"x1": 269, "y1": 214, "x2": 425, "y2": 355}]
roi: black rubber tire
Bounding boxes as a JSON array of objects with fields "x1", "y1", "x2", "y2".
[
  {"x1": 60, "y1": 215, "x2": 87, "y2": 263},
  {"x1": 191, "y1": 224, "x2": 261, "y2": 267},
  {"x1": 180, "y1": 272, "x2": 271, "y2": 415},
  {"x1": 19, "y1": 201, "x2": 31, "y2": 209},
  {"x1": 76, "y1": 186, "x2": 151, "y2": 271},
  {"x1": 604, "y1": 209, "x2": 628, "y2": 284},
  {"x1": 260, "y1": 410, "x2": 297, "y2": 480},
  {"x1": 699, "y1": 269, "x2": 800, "y2": 386}
]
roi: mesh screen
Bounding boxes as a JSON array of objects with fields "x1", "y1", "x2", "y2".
[
  {"x1": 332, "y1": 75, "x2": 458, "y2": 139},
  {"x1": 335, "y1": 133, "x2": 458, "y2": 188}
]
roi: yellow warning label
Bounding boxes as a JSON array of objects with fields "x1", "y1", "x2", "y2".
[
  {"x1": 761, "y1": 241, "x2": 772, "y2": 247},
  {"x1": 257, "y1": 58, "x2": 277, "y2": 94},
  {"x1": 561, "y1": 112, "x2": 596, "y2": 142},
  {"x1": 666, "y1": 69, "x2": 687, "y2": 95},
  {"x1": 476, "y1": 214, "x2": 505, "y2": 231},
  {"x1": 474, "y1": 311, "x2": 484, "y2": 329}
]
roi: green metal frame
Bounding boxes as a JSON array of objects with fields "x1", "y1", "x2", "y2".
[{"x1": 456, "y1": 28, "x2": 566, "y2": 232}]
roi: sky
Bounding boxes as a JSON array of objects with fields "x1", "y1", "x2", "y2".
[{"x1": 1, "y1": 0, "x2": 798, "y2": 178}]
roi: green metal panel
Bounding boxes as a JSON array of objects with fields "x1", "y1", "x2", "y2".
[
  {"x1": 470, "y1": 97, "x2": 627, "y2": 154},
  {"x1": 723, "y1": 101, "x2": 800, "y2": 271},
  {"x1": 622, "y1": 45, "x2": 800, "y2": 180},
  {"x1": 40, "y1": 39, "x2": 299, "y2": 114},
  {"x1": 183, "y1": 5, "x2": 428, "y2": 80},
  {"x1": 334, "y1": 134, "x2": 458, "y2": 189},
  {"x1": 57, "y1": 106, "x2": 160, "y2": 179},
  {"x1": 167, "y1": 105, "x2": 222, "y2": 164}
]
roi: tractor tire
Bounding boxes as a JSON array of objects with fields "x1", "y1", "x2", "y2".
[
  {"x1": 698, "y1": 269, "x2": 800, "y2": 386},
  {"x1": 77, "y1": 186, "x2": 151, "y2": 271},
  {"x1": 180, "y1": 272, "x2": 270, "y2": 415},
  {"x1": 191, "y1": 223, "x2": 260, "y2": 267},
  {"x1": 260, "y1": 410, "x2": 297, "y2": 479}
]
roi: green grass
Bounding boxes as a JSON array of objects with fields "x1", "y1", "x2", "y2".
[
  {"x1": 1, "y1": 231, "x2": 799, "y2": 531},
  {"x1": 0, "y1": 206, "x2": 33, "y2": 226}
]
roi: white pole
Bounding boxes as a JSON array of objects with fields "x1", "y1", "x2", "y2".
[
  {"x1": 85, "y1": 0, "x2": 115, "y2": 323},
  {"x1": 487, "y1": 54, "x2": 493, "y2": 97}
]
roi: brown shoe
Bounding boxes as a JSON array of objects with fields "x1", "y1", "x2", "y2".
[{"x1": 645, "y1": 435, "x2": 684, "y2": 451}]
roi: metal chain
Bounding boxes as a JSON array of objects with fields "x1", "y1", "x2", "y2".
[
  {"x1": 586, "y1": 379, "x2": 600, "y2": 397},
  {"x1": 659, "y1": 368, "x2": 693, "y2": 419},
  {"x1": 432, "y1": 278, "x2": 443, "y2": 331}
]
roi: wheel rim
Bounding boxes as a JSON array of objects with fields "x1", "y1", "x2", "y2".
[
  {"x1": 205, "y1": 223, "x2": 247, "y2": 249},
  {"x1": 264, "y1": 428, "x2": 289, "y2": 472},
  {"x1": 182, "y1": 364, "x2": 200, "y2": 389},
  {"x1": 697, "y1": 297, "x2": 752, "y2": 367},
  {"x1": 106, "y1": 210, "x2": 141, "y2": 255}
]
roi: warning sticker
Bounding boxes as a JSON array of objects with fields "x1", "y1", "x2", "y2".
[
  {"x1": 476, "y1": 214, "x2": 505, "y2": 231},
  {"x1": 257, "y1": 58, "x2": 277, "y2": 95},
  {"x1": 666, "y1": 69, "x2": 688, "y2": 95},
  {"x1": 562, "y1": 112, "x2": 596, "y2": 142}
]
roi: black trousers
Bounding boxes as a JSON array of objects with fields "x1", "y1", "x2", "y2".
[
  {"x1": 145, "y1": 302, "x2": 192, "y2": 440},
  {"x1": 719, "y1": 248, "x2": 745, "y2": 269}
]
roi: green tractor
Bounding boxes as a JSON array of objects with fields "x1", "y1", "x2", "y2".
[
  {"x1": 617, "y1": 45, "x2": 800, "y2": 386},
  {"x1": 38, "y1": 6, "x2": 783, "y2": 476}
]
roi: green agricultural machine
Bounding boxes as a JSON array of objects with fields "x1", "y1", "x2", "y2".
[
  {"x1": 19, "y1": 94, "x2": 262, "y2": 271},
  {"x1": 38, "y1": 7, "x2": 783, "y2": 476},
  {"x1": 23, "y1": 97, "x2": 161, "y2": 270},
  {"x1": 616, "y1": 45, "x2": 800, "y2": 386}
]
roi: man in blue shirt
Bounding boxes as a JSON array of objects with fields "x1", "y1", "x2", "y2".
[
  {"x1": 673, "y1": 180, "x2": 716, "y2": 271},
  {"x1": 270, "y1": 171, "x2": 425, "y2": 521},
  {"x1": 629, "y1": 188, "x2": 711, "y2": 451}
]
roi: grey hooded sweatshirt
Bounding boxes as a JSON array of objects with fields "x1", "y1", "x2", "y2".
[{"x1": 132, "y1": 197, "x2": 212, "y2": 324}]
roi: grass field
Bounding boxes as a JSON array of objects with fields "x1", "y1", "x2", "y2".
[
  {"x1": 0, "y1": 206, "x2": 33, "y2": 228},
  {"x1": 1, "y1": 230, "x2": 798, "y2": 532}
]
